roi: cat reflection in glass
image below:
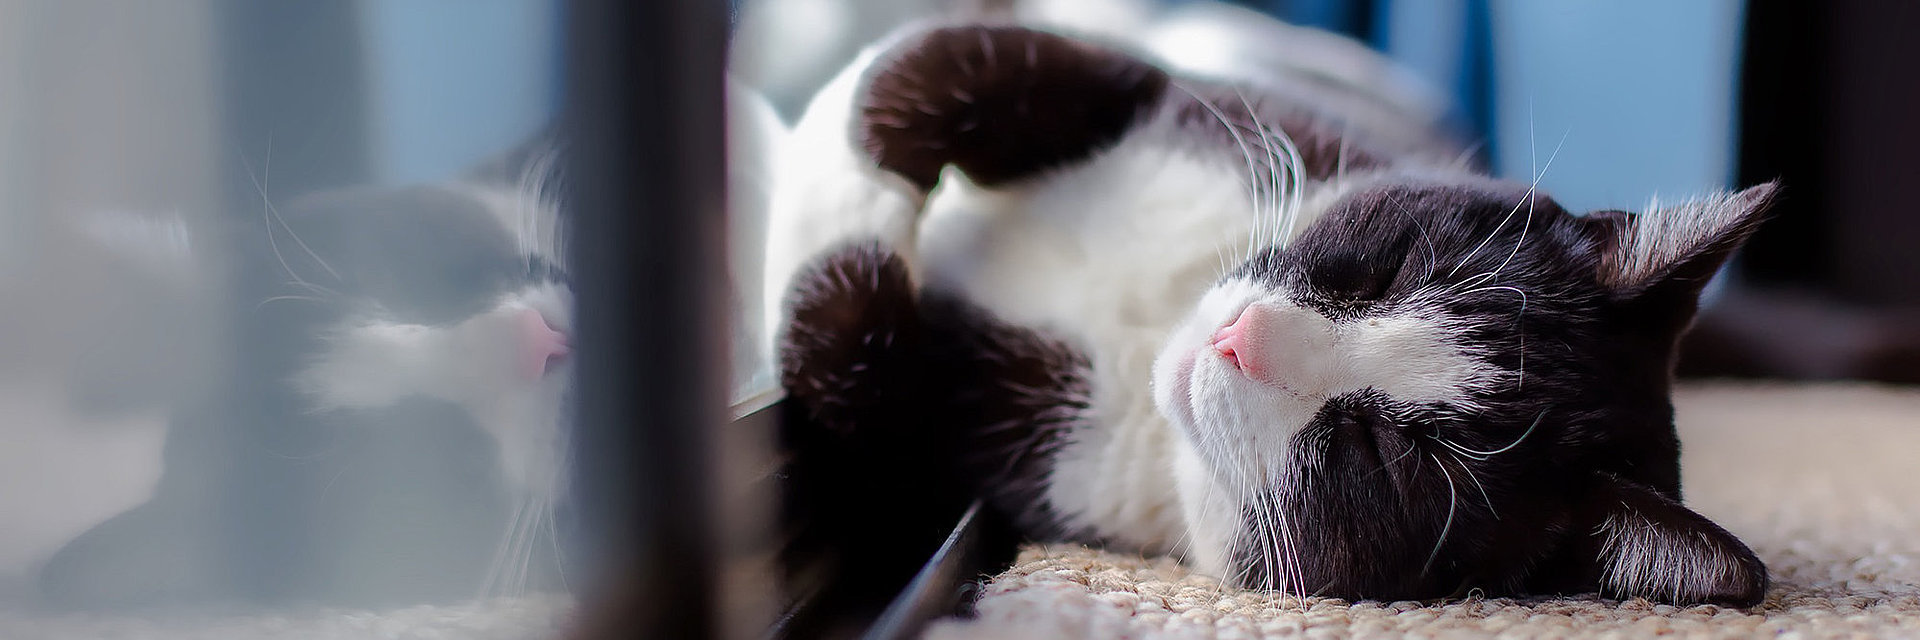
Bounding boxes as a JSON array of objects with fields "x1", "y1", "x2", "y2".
[{"x1": 40, "y1": 147, "x2": 576, "y2": 608}]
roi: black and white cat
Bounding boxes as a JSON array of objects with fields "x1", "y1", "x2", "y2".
[{"x1": 768, "y1": 23, "x2": 1773, "y2": 606}]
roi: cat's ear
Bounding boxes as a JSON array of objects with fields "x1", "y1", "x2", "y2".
[
  {"x1": 1576, "y1": 473, "x2": 1768, "y2": 606},
  {"x1": 1583, "y1": 182, "x2": 1778, "y2": 334}
]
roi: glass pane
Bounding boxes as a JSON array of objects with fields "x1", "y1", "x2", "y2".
[{"x1": 1, "y1": 0, "x2": 576, "y2": 635}]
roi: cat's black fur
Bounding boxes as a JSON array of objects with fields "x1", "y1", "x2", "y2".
[
  {"x1": 1217, "y1": 180, "x2": 1768, "y2": 601},
  {"x1": 775, "y1": 25, "x2": 1773, "y2": 608},
  {"x1": 777, "y1": 243, "x2": 1085, "y2": 617}
]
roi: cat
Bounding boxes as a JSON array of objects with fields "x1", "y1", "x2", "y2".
[
  {"x1": 36, "y1": 141, "x2": 576, "y2": 609},
  {"x1": 766, "y1": 22, "x2": 1774, "y2": 607}
]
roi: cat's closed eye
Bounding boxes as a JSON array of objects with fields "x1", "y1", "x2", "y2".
[{"x1": 1305, "y1": 255, "x2": 1400, "y2": 309}]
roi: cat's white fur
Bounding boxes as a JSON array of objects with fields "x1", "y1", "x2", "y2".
[
  {"x1": 297, "y1": 283, "x2": 573, "y2": 500},
  {"x1": 764, "y1": 30, "x2": 1283, "y2": 551},
  {"x1": 1151, "y1": 274, "x2": 1511, "y2": 573},
  {"x1": 762, "y1": 43, "x2": 930, "y2": 350},
  {"x1": 764, "y1": 26, "x2": 1499, "y2": 575}
]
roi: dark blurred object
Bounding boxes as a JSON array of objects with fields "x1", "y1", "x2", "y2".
[
  {"x1": 771, "y1": 497, "x2": 1006, "y2": 640},
  {"x1": 858, "y1": 502, "x2": 998, "y2": 640},
  {"x1": 1680, "y1": 288, "x2": 1920, "y2": 384},
  {"x1": 771, "y1": 396, "x2": 1018, "y2": 640},
  {"x1": 563, "y1": 0, "x2": 731, "y2": 639},
  {"x1": 1681, "y1": 0, "x2": 1920, "y2": 382}
]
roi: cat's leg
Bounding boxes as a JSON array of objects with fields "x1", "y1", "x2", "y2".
[
  {"x1": 770, "y1": 20, "x2": 1168, "y2": 497},
  {"x1": 765, "y1": 33, "x2": 966, "y2": 598},
  {"x1": 761, "y1": 25, "x2": 1174, "y2": 340},
  {"x1": 774, "y1": 240, "x2": 1091, "y2": 611},
  {"x1": 778, "y1": 242, "x2": 925, "y2": 435},
  {"x1": 769, "y1": 28, "x2": 1171, "y2": 607},
  {"x1": 774, "y1": 240, "x2": 982, "y2": 620}
]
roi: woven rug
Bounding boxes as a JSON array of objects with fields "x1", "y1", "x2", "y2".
[{"x1": 926, "y1": 383, "x2": 1920, "y2": 639}]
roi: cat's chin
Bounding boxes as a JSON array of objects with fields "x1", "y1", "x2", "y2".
[
  {"x1": 1151, "y1": 278, "x2": 1264, "y2": 435},
  {"x1": 1153, "y1": 280, "x2": 1317, "y2": 489}
]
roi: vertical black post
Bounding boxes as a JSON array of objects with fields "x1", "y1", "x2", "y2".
[{"x1": 566, "y1": 1, "x2": 729, "y2": 639}]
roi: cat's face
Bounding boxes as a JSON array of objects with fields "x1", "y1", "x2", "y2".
[
  {"x1": 1153, "y1": 177, "x2": 1774, "y2": 603},
  {"x1": 261, "y1": 182, "x2": 574, "y2": 504}
]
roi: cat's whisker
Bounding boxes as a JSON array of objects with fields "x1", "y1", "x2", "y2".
[
  {"x1": 1278, "y1": 115, "x2": 1307, "y2": 248},
  {"x1": 1202, "y1": 87, "x2": 1276, "y2": 256},
  {"x1": 1255, "y1": 121, "x2": 1283, "y2": 251},
  {"x1": 1233, "y1": 89, "x2": 1305, "y2": 250},
  {"x1": 1266, "y1": 126, "x2": 1294, "y2": 251},
  {"x1": 253, "y1": 295, "x2": 325, "y2": 312},
  {"x1": 1173, "y1": 84, "x2": 1269, "y2": 260},
  {"x1": 1429, "y1": 434, "x2": 1491, "y2": 462},
  {"x1": 1450, "y1": 270, "x2": 1498, "y2": 294},
  {"x1": 1447, "y1": 450, "x2": 1499, "y2": 520},
  {"x1": 515, "y1": 494, "x2": 543, "y2": 593},
  {"x1": 1217, "y1": 487, "x2": 1250, "y2": 597},
  {"x1": 515, "y1": 495, "x2": 539, "y2": 593},
  {"x1": 1450, "y1": 411, "x2": 1546, "y2": 458},
  {"x1": 1265, "y1": 492, "x2": 1293, "y2": 605},
  {"x1": 314, "y1": 457, "x2": 356, "y2": 505},
  {"x1": 1241, "y1": 109, "x2": 1285, "y2": 251},
  {"x1": 480, "y1": 495, "x2": 529, "y2": 598},
  {"x1": 1384, "y1": 191, "x2": 1440, "y2": 278},
  {"x1": 509, "y1": 492, "x2": 547, "y2": 596},
  {"x1": 1277, "y1": 489, "x2": 1307, "y2": 609},
  {"x1": 1421, "y1": 452, "x2": 1458, "y2": 577},
  {"x1": 1255, "y1": 491, "x2": 1278, "y2": 598},
  {"x1": 1446, "y1": 193, "x2": 1527, "y2": 280},
  {"x1": 280, "y1": 279, "x2": 341, "y2": 298},
  {"x1": 1461, "y1": 284, "x2": 1528, "y2": 303},
  {"x1": 1488, "y1": 131, "x2": 1568, "y2": 279},
  {"x1": 241, "y1": 141, "x2": 344, "y2": 287},
  {"x1": 536, "y1": 496, "x2": 569, "y2": 593},
  {"x1": 1364, "y1": 437, "x2": 1420, "y2": 481},
  {"x1": 1492, "y1": 191, "x2": 1535, "y2": 278},
  {"x1": 1445, "y1": 125, "x2": 1564, "y2": 282}
]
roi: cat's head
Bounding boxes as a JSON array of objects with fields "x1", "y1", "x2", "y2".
[
  {"x1": 1153, "y1": 176, "x2": 1776, "y2": 605},
  {"x1": 250, "y1": 171, "x2": 575, "y2": 505}
]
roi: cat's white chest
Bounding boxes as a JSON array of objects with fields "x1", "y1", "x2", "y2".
[{"x1": 914, "y1": 135, "x2": 1259, "y2": 552}]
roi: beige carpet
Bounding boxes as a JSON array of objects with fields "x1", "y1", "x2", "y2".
[{"x1": 927, "y1": 383, "x2": 1920, "y2": 639}]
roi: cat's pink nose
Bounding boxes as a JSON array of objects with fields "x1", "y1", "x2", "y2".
[
  {"x1": 519, "y1": 309, "x2": 570, "y2": 379},
  {"x1": 1211, "y1": 306, "x2": 1265, "y2": 379}
]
